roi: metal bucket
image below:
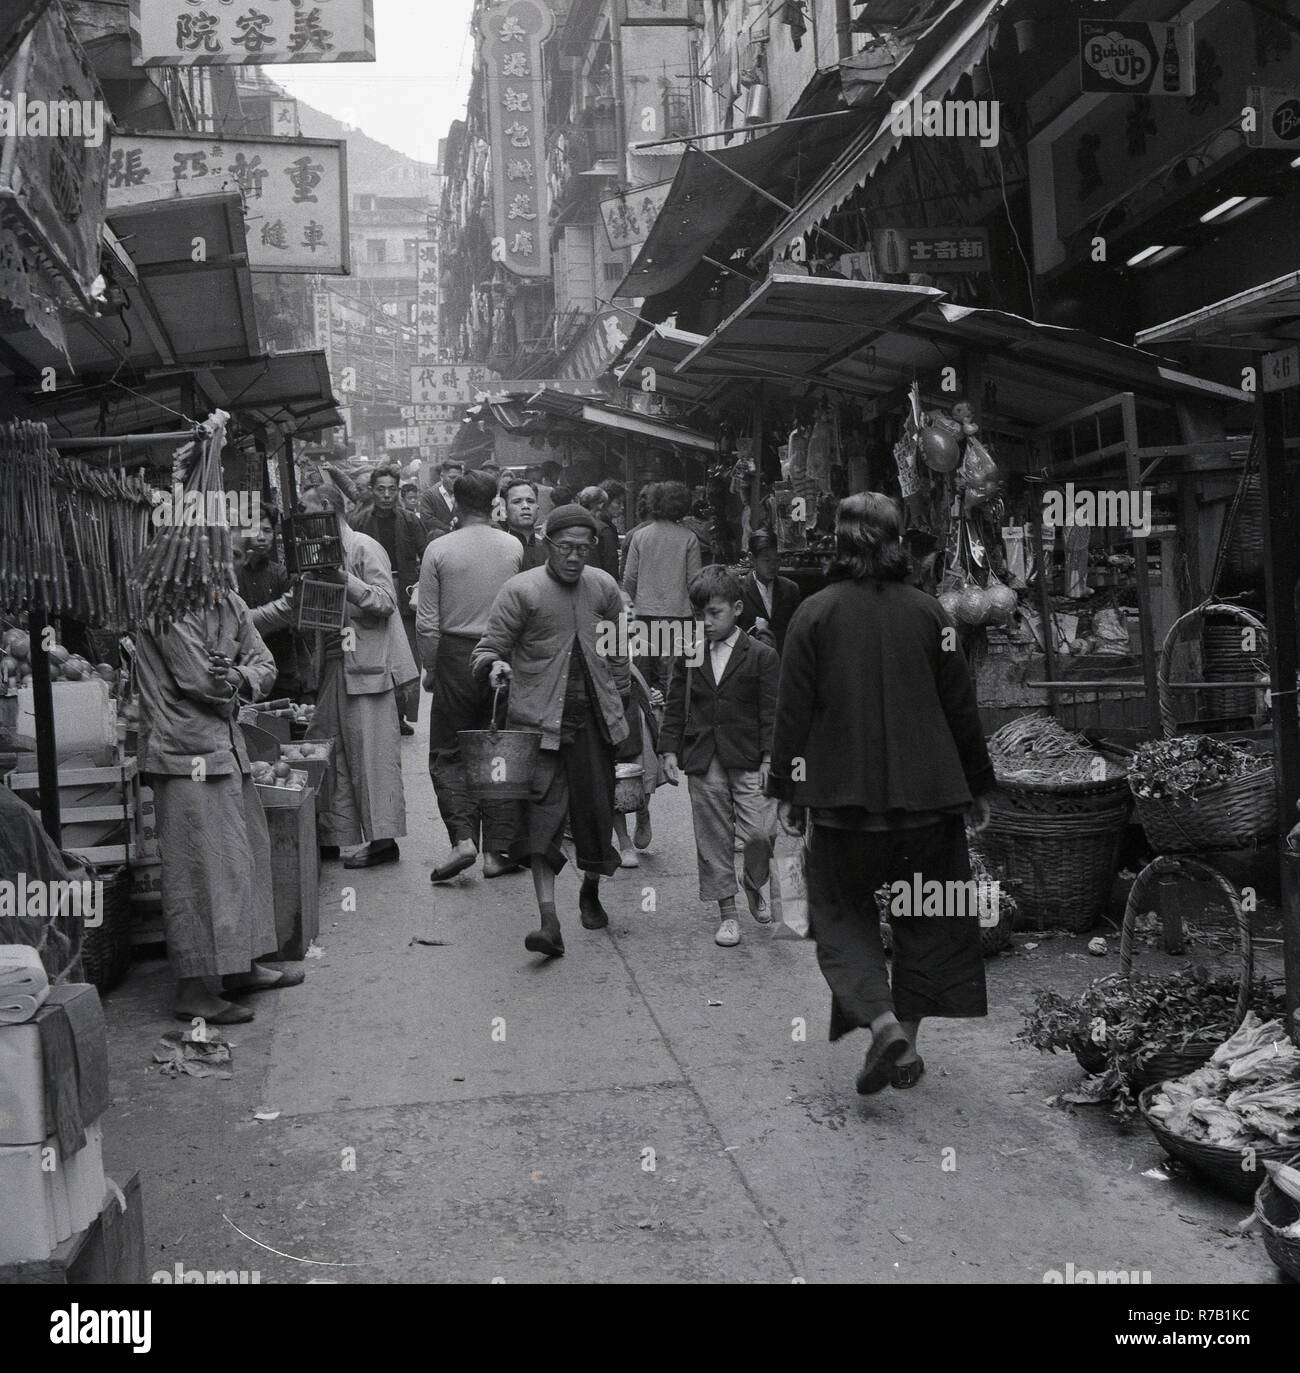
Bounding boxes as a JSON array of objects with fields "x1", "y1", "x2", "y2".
[{"x1": 457, "y1": 685, "x2": 541, "y2": 801}]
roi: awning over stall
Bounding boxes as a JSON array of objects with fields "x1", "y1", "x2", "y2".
[
  {"x1": 523, "y1": 389, "x2": 718, "y2": 453},
  {"x1": 675, "y1": 276, "x2": 1244, "y2": 429},
  {"x1": 1136, "y1": 272, "x2": 1300, "y2": 353},
  {"x1": 616, "y1": 325, "x2": 726, "y2": 407},
  {"x1": 198, "y1": 350, "x2": 339, "y2": 432}
]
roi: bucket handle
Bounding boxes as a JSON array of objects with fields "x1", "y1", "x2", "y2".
[{"x1": 491, "y1": 682, "x2": 507, "y2": 730}]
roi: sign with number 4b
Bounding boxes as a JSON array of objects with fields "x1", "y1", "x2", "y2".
[{"x1": 1262, "y1": 346, "x2": 1299, "y2": 393}]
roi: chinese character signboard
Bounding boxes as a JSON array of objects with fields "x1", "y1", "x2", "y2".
[
  {"x1": 313, "y1": 289, "x2": 333, "y2": 369},
  {"x1": 621, "y1": 0, "x2": 692, "y2": 22},
  {"x1": 873, "y1": 227, "x2": 990, "y2": 274},
  {"x1": 401, "y1": 404, "x2": 461, "y2": 422},
  {"x1": 269, "y1": 98, "x2": 301, "y2": 137},
  {"x1": 1079, "y1": 21, "x2": 1195, "y2": 96},
  {"x1": 600, "y1": 181, "x2": 671, "y2": 251},
  {"x1": 416, "y1": 236, "x2": 440, "y2": 361},
  {"x1": 410, "y1": 364, "x2": 500, "y2": 405},
  {"x1": 105, "y1": 133, "x2": 349, "y2": 273},
  {"x1": 478, "y1": 0, "x2": 553, "y2": 278},
  {"x1": 130, "y1": 0, "x2": 375, "y2": 65}
]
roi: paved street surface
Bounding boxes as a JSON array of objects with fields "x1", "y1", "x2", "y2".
[{"x1": 102, "y1": 733, "x2": 1286, "y2": 1283}]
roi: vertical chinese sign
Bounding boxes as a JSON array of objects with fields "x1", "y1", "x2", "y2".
[
  {"x1": 478, "y1": 0, "x2": 554, "y2": 279},
  {"x1": 313, "y1": 288, "x2": 333, "y2": 374},
  {"x1": 416, "y1": 236, "x2": 440, "y2": 362}
]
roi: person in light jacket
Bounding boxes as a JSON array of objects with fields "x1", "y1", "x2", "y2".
[
  {"x1": 472, "y1": 505, "x2": 630, "y2": 958},
  {"x1": 136, "y1": 596, "x2": 303, "y2": 1025},
  {"x1": 768, "y1": 493, "x2": 995, "y2": 1096},
  {"x1": 252, "y1": 483, "x2": 416, "y2": 869}
]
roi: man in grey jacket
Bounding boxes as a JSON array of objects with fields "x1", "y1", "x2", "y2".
[{"x1": 472, "y1": 505, "x2": 630, "y2": 957}]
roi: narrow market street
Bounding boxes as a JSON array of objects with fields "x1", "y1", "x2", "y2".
[{"x1": 99, "y1": 732, "x2": 1279, "y2": 1285}]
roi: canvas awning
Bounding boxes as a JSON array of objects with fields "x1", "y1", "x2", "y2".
[
  {"x1": 753, "y1": 0, "x2": 1002, "y2": 259},
  {"x1": 1136, "y1": 273, "x2": 1300, "y2": 353},
  {"x1": 0, "y1": 191, "x2": 260, "y2": 386},
  {"x1": 675, "y1": 276, "x2": 1244, "y2": 429},
  {"x1": 198, "y1": 350, "x2": 339, "y2": 432},
  {"x1": 616, "y1": 324, "x2": 726, "y2": 406},
  {"x1": 525, "y1": 389, "x2": 717, "y2": 453}
]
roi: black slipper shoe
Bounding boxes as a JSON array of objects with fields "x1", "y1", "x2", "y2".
[
  {"x1": 344, "y1": 841, "x2": 400, "y2": 869},
  {"x1": 524, "y1": 929, "x2": 565, "y2": 957},
  {"x1": 891, "y1": 1056, "x2": 925, "y2": 1089},
  {"x1": 855, "y1": 1023, "x2": 909, "y2": 1095},
  {"x1": 431, "y1": 848, "x2": 477, "y2": 882},
  {"x1": 579, "y1": 886, "x2": 609, "y2": 930},
  {"x1": 227, "y1": 968, "x2": 305, "y2": 994}
]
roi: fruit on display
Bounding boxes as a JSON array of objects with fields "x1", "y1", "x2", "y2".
[
  {"x1": 984, "y1": 583, "x2": 1018, "y2": 623},
  {"x1": 937, "y1": 589, "x2": 962, "y2": 622},
  {"x1": 957, "y1": 584, "x2": 991, "y2": 626}
]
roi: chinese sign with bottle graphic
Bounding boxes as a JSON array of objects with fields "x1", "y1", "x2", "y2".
[
  {"x1": 478, "y1": 0, "x2": 554, "y2": 278},
  {"x1": 130, "y1": 0, "x2": 375, "y2": 66},
  {"x1": 105, "y1": 133, "x2": 349, "y2": 273},
  {"x1": 1079, "y1": 21, "x2": 1195, "y2": 96}
]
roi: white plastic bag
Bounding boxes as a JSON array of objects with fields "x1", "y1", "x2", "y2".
[{"x1": 771, "y1": 833, "x2": 811, "y2": 940}]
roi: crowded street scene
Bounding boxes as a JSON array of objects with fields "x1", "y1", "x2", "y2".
[{"x1": 3, "y1": 0, "x2": 1300, "y2": 1335}]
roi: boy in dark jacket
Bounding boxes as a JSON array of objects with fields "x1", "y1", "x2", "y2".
[{"x1": 660, "y1": 566, "x2": 780, "y2": 947}]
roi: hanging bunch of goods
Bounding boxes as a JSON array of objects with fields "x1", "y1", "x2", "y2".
[
  {"x1": 937, "y1": 511, "x2": 1018, "y2": 628},
  {"x1": 1020, "y1": 973, "x2": 1289, "y2": 1123},
  {"x1": 1141, "y1": 1013, "x2": 1300, "y2": 1200},
  {"x1": 128, "y1": 412, "x2": 235, "y2": 627},
  {"x1": 0, "y1": 421, "x2": 69, "y2": 615}
]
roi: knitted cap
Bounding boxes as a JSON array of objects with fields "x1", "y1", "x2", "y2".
[{"x1": 545, "y1": 503, "x2": 598, "y2": 537}]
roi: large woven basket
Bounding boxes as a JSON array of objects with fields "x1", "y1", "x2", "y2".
[
  {"x1": 979, "y1": 775, "x2": 1131, "y2": 932},
  {"x1": 1073, "y1": 855, "x2": 1255, "y2": 1082},
  {"x1": 1130, "y1": 601, "x2": 1275, "y2": 853},
  {"x1": 1138, "y1": 1084, "x2": 1297, "y2": 1201},
  {"x1": 80, "y1": 865, "x2": 133, "y2": 992},
  {"x1": 1253, "y1": 1152, "x2": 1300, "y2": 1281}
]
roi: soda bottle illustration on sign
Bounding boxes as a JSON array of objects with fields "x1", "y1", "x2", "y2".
[{"x1": 1162, "y1": 27, "x2": 1181, "y2": 92}]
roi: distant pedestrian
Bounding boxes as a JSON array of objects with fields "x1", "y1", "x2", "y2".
[
  {"x1": 622, "y1": 479, "x2": 703, "y2": 693},
  {"x1": 417, "y1": 469, "x2": 525, "y2": 883},
  {"x1": 660, "y1": 566, "x2": 779, "y2": 948},
  {"x1": 473, "y1": 505, "x2": 630, "y2": 958},
  {"x1": 419, "y1": 460, "x2": 463, "y2": 540},
  {"x1": 738, "y1": 529, "x2": 801, "y2": 655},
  {"x1": 501, "y1": 477, "x2": 546, "y2": 569},
  {"x1": 768, "y1": 493, "x2": 994, "y2": 1095},
  {"x1": 577, "y1": 484, "x2": 620, "y2": 577}
]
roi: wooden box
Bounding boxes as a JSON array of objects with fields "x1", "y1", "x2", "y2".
[
  {"x1": 263, "y1": 783, "x2": 319, "y2": 961},
  {"x1": 0, "y1": 1172, "x2": 145, "y2": 1285},
  {"x1": 5, "y1": 760, "x2": 139, "y2": 866}
]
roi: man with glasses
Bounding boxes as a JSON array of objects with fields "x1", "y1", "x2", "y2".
[{"x1": 473, "y1": 505, "x2": 631, "y2": 957}]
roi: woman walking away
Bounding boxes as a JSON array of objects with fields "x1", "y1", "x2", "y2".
[
  {"x1": 621, "y1": 479, "x2": 702, "y2": 693},
  {"x1": 767, "y1": 493, "x2": 994, "y2": 1094}
]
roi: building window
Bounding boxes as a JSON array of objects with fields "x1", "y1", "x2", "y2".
[
  {"x1": 367, "y1": 239, "x2": 387, "y2": 264},
  {"x1": 404, "y1": 239, "x2": 419, "y2": 263},
  {"x1": 603, "y1": 260, "x2": 625, "y2": 283}
]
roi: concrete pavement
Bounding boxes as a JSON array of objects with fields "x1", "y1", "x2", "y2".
[{"x1": 100, "y1": 732, "x2": 1287, "y2": 1283}]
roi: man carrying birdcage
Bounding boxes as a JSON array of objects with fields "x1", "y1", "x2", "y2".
[{"x1": 251, "y1": 484, "x2": 417, "y2": 869}]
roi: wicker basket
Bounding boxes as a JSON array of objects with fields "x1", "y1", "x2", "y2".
[
  {"x1": 1130, "y1": 601, "x2": 1275, "y2": 853},
  {"x1": 1139, "y1": 1084, "x2": 1297, "y2": 1201},
  {"x1": 80, "y1": 865, "x2": 132, "y2": 992},
  {"x1": 1072, "y1": 854, "x2": 1256, "y2": 1081},
  {"x1": 979, "y1": 775, "x2": 1131, "y2": 932},
  {"x1": 1254, "y1": 1151, "x2": 1300, "y2": 1281}
]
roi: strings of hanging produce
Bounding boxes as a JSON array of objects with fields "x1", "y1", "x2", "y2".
[{"x1": 128, "y1": 410, "x2": 236, "y2": 627}]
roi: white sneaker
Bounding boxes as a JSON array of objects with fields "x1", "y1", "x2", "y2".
[
  {"x1": 619, "y1": 849, "x2": 640, "y2": 868},
  {"x1": 715, "y1": 917, "x2": 741, "y2": 947}
]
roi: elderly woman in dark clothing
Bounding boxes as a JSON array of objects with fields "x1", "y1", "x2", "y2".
[{"x1": 767, "y1": 493, "x2": 994, "y2": 1095}]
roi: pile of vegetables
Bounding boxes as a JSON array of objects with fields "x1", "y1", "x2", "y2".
[
  {"x1": 1019, "y1": 968, "x2": 1289, "y2": 1121},
  {"x1": 249, "y1": 759, "x2": 305, "y2": 790},
  {"x1": 1146, "y1": 1013, "x2": 1300, "y2": 1149},
  {"x1": 1128, "y1": 734, "x2": 1270, "y2": 801},
  {"x1": 0, "y1": 626, "x2": 117, "y2": 690},
  {"x1": 988, "y1": 711, "x2": 1124, "y2": 785}
]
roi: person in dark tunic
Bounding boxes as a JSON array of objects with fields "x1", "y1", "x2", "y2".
[
  {"x1": 501, "y1": 477, "x2": 547, "y2": 569},
  {"x1": 767, "y1": 492, "x2": 994, "y2": 1096},
  {"x1": 737, "y1": 528, "x2": 801, "y2": 655},
  {"x1": 577, "y1": 484, "x2": 620, "y2": 578}
]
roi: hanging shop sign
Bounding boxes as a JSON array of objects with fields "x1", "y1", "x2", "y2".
[
  {"x1": 129, "y1": 0, "x2": 375, "y2": 66},
  {"x1": 385, "y1": 427, "x2": 417, "y2": 450},
  {"x1": 313, "y1": 289, "x2": 333, "y2": 370},
  {"x1": 600, "y1": 181, "x2": 671, "y2": 252},
  {"x1": 269, "y1": 98, "x2": 301, "y2": 138},
  {"x1": 421, "y1": 422, "x2": 461, "y2": 446},
  {"x1": 410, "y1": 364, "x2": 500, "y2": 404},
  {"x1": 485, "y1": 379, "x2": 605, "y2": 397},
  {"x1": 0, "y1": 0, "x2": 110, "y2": 321},
  {"x1": 621, "y1": 0, "x2": 693, "y2": 23},
  {"x1": 555, "y1": 309, "x2": 628, "y2": 382},
  {"x1": 1079, "y1": 21, "x2": 1195, "y2": 97},
  {"x1": 478, "y1": 0, "x2": 553, "y2": 278},
  {"x1": 1262, "y1": 346, "x2": 1300, "y2": 393},
  {"x1": 105, "y1": 132, "x2": 349, "y2": 273},
  {"x1": 416, "y1": 236, "x2": 439, "y2": 362},
  {"x1": 873, "y1": 227, "x2": 990, "y2": 275},
  {"x1": 1244, "y1": 87, "x2": 1300, "y2": 150},
  {"x1": 401, "y1": 404, "x2": 462, "y2": 422}
]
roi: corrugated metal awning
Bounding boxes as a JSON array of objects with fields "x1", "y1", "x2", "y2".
[
  {"x1": 527, "y1": 389, "x2": 717, "y2": 453},
  {"x1": 616, "y1": 324, "x2": 725, "y2": 406},
  {"x1": 676, "y1": 276, "x2": 1244, "y2": 429}
]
